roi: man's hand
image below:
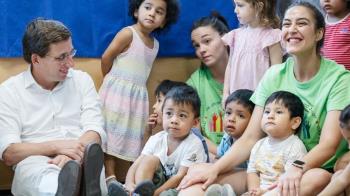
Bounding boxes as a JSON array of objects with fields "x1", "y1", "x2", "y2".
[
  {"x1": 147, "y1": 113, "x2": 158, "y2": 130},
  {"x1": 53, "y1": 140, "x2": 85, "y2": 162},
  {"x1": 177, "y1": 163, "x2": 218, "y2": 191},
  {"x1": 277, "y1": 166, "x2": 303, "y2": 196},
  {"x1": 48, "y1": 154, "x2": 73, "y2": 168}
]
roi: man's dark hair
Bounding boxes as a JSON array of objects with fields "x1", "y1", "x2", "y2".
[
  {"x1": 265, "y1": 91, "x2": 304, "y2": 133},
  {"x1": 162, "y1": 85, "x2": 201, "y2": 118},
  {"x1": 22, "y1": 18, "x2": 71, "y2": 64}
]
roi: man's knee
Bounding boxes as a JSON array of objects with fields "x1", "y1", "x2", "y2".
[
  {"x1": 300, "y1": 169, "x2": 331, "y2": 195},
  {"x1": 13, "y1": 164, "x2": 60, "y2": 196}
]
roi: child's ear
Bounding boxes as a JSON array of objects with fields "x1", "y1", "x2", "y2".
[
  {"x1": 291, "y1": 116, "x2": 302, "y2": 130},
  {"x1": 160, "y1": 20, "x2": 166, "y2": 29},
  {"x1": 256, "y1": 1, "x2": 264, "y2": 12},
  {"x1": 193, "y1": 117, "x2": 200, "y2": 127},
  {"x1": 134, "y1": 9, "x2": 139, "y2": 19}
]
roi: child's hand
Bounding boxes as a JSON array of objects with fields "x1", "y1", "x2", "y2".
[
  {"x1": 147, "y1": 113, "x2": 158, "y2": 129},
  {"x1": 249, "y1": 188, "x2": 267, "y2": 196},
  {"x1": 154, "y1": 188, "x2": 162, "y2": 196},
  {"x1": 124, "y1": 182, "x2": 135, "y2": 194}
]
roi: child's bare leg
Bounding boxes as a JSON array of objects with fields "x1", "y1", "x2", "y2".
[
  {"x1": 134, "y1": 155, "x2": 160, "y2": 183},
  {"x1": 339, "y1": 165, "x2": 350, "y2": 196},
  {"x1": 335, "y1": 151, "x2": 350, "y2": 171},
  {"x1": 178, "y1": 166, "x2": 247, "y2": 196},
  {"x1": 105, "y1": 155, "x2": 132, "y2": 183},
  {"x1": 216, "y1": 169, "x2": 247, "y2": 195},
  {"x1": 332, "y1": 170, "x2": 346, "y2": 196},
  {"x1": 178, "y1": 184, "x2": 205, "y2": 196},
  {"x1": 300, "y1": 168, "x2": 332, "y2": 195},
  {"x1": 345, "y1": 186, "x2": 350, "y2": 196},
  {"x1": 105, "y1": 154, "x2": 116, "y2": 180}
]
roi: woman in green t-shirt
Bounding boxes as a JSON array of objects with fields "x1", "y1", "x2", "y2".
[
  {"x1": 178, "y1": 2, "x2": 350, "y2": 196},
  {"x1": 187, "y1": 13, "x2": 230, "y2": 150}
]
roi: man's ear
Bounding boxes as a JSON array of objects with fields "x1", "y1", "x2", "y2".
[
  {"x1": 291, "y1": 116, "x2": 302, "y2": 130},
  {"x1": 31, "y1": 54, "x2": 40, "y2": 65}
]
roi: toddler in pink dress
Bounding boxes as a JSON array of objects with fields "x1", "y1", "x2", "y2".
[{"x1": 223, "y1": 0, "x2": 283, "y2": 102}]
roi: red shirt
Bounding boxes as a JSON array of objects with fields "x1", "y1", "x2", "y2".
[{"x1": 322, "y1": 13, "x2": 350, "y2": 70}]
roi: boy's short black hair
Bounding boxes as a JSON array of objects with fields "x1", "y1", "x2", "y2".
[
  {"x1": 162, "y1": 85, "x2": 201, "y2": 118},
  {"x1": 225, "y1": 89, "x2": 255, "y2": 113},
  {"x1": 128, "y1": 0, "x2": 180, "y2": 33},
  {"x1": 340, "y1": 104, "x2": 350, "y2": 126},
  {"x1": 265, "y1": 91, "x2": 304, "y2": 133},
  {"x1": 155, "y1": 80, "x2": 187, "y2": 97}
]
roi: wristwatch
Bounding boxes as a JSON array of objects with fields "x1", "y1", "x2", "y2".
[{"x1": 292, "y1": 160, "x2": 305, "y2": 170}]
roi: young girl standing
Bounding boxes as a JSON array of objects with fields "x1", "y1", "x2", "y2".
[
  {"x1": 223, "y1": 0, "x2": 283, "y2": 102},
  {"x1": 320, "y1": 0, "x2": 350, "y2": 70},
  {"x1": 99, "y1": 0, "x2": 179, "y2": 188}
]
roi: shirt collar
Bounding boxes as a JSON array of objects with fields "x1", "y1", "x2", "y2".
[
  {"x1": 24, "y1": 65, "x2": 73, "y2": 89},
  {"x1": 222, "y1": 133, "x2": 234, "y2": 145}
]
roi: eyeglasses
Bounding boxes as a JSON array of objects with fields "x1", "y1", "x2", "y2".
[{"x1": 47, "y1": 49, "x2": 77, "y2": 63}]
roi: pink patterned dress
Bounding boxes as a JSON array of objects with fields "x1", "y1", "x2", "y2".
[
  {"x1": 222, "y1": 26, "x2": 281, "y2": 93},
  {"x1": 99, "y1": 26, "x2": 159, "y2": 161}
]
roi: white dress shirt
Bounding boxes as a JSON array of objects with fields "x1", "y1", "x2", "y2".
[{"x1": 0, "y1": 67, "x2": 106, "y2": 160}]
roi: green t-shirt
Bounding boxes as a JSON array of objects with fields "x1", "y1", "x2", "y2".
[
  {"x1": 251, "y1": 57, "x2": 350, "y2": 169},
  {"x1": 187, "y1": 66, "x2": 224, "y2": 144}
]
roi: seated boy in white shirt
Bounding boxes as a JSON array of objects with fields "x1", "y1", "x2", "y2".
[
  {"x1": 246, "y1": 91, "x2": 307, "y2": 196},
  {"x1": 110, "y1": 85, "x2": 207, "y2": 196}
]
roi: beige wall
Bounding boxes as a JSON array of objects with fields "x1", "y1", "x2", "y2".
[{"x1": 0, "y1": 57, "x2": 200, "y2": 189}]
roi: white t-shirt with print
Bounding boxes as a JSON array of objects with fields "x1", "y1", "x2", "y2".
[
  {"x1": 247, "y1": 134, "x2": 307, "y2": 189},
  {"x1": 142, "y1": 131, "x2": 207, "y2": 178}
]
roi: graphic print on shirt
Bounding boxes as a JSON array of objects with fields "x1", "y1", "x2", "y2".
[
  {"x1": 340, "y1": 27, "x2": 349, "y2": 34},
  {"x1": 255, "y1": 152, "x2": 285, "y2": 187},
  {"x1": 164, "y1": 162, "x2": 177, "y2": 177},
  {"x1": 299, "y1": 102, "x2": 323, "y2": 151},
  {"x1": 204, "y1": 102, "x2": 224, "y2": 134},
  {"x1": 187, "y1": 153, "x2": 198, "y2": 162}
]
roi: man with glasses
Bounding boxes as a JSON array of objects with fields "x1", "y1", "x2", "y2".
[{"x1": 0, "y1": 18, "x2": 107, "y2": 196}]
